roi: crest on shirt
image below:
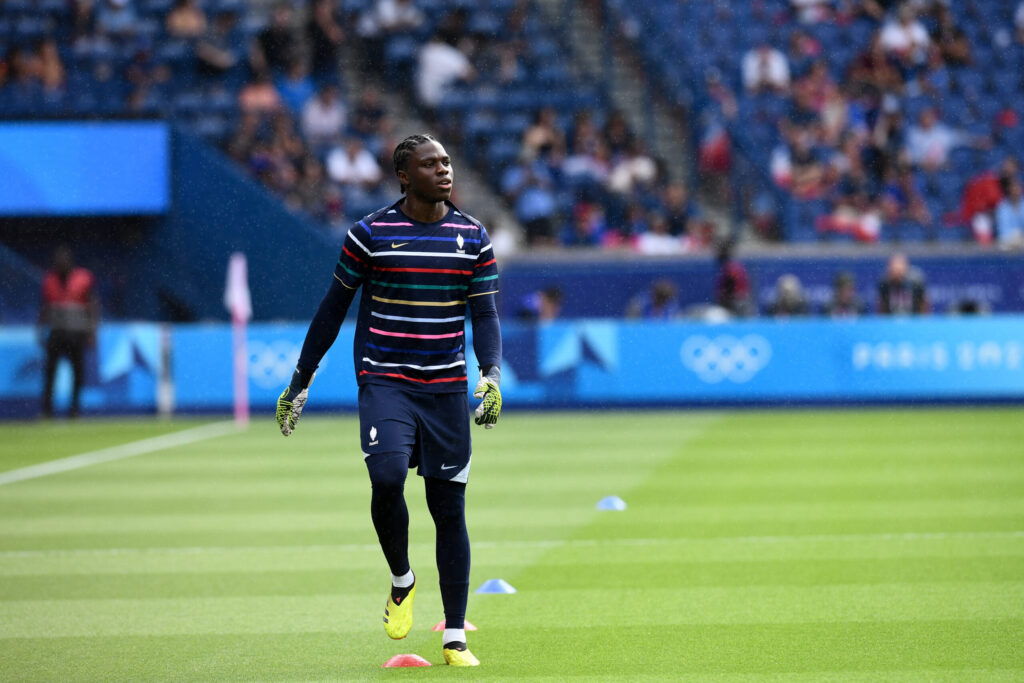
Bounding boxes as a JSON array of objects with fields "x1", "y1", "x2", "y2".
[{"x1": 456, "y1": 234, "x2": 465, "y2": 253}]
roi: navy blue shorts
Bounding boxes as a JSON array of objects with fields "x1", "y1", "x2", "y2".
[{"x1": 358, "y1": 383, "x2": 472, "y2": 483}]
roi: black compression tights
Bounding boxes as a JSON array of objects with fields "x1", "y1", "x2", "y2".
[{"x1": 367, "y1": 455, "x2": 470, "y2": 630}]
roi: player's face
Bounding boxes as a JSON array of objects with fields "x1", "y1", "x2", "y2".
[{"x1": 403, "y1": 140, "x2": 453, "y2": 202}]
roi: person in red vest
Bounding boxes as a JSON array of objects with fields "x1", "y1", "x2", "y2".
[{"x1": 38, "y1": 245, "x2": 99, "y2": 418}]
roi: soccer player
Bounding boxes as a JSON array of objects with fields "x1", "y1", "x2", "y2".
[{"x1": 276, "y1": 133, "x2": 501, "y2": 667}]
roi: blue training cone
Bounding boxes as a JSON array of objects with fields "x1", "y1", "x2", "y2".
[
  {"x1": 596, "y1": 495, "x2": 627, "y2": 511},
  {"x1": 475, "y1": 578, "x2": 516, "y2": 594}
]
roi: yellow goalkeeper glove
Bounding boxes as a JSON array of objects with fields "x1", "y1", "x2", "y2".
[{"x1": 473, "y1": 367, "x2": 502, "y2": 429}]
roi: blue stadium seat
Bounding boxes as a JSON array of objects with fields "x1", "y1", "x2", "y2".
[
  {"x1": 991, "y1": 71, "x2": 1021, "y2": 97},
  {"x1": 934, "y1": 223, "x2": 970, "y2": 243},
  {"x1": 893, "y1": 221, "x2": 931, "y2": 243}
]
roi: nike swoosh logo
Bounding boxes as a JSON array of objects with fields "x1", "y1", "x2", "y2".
[
  {"x1": 440, "y1": 464, "x2": 458, "y2": 470},
  {"x1": 392, "y1": 242, "x2": 409, "y2": 248}
]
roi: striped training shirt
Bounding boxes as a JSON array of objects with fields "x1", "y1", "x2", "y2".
[{"x1": 335, "y1": 200, "x2": 499, "y2": 393}]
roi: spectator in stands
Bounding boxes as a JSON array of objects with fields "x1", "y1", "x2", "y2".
[
  {"x1": 290, "y1": 155, "x2": 329, "y2": 220},
  {"x1": 125, "y1": 48, "x2": 169, "y2": 111},
  {"x1": 786, "y1": 28, "x2": 822, "y2": 76},
  {"x1": 879, "y1": 4, "x2": 931, "y2": 67},
  {"x1": 905, "y1": 107, "x2": 984, "y2": 172},
  {"x1": 913, "y1": 45, "x2": 952, "y2": 98},
  {"x1": 1017, "y1": 2, "x2": 1024, "y2": 45},
  {"x1": 662, "y1": 182, "x2": 705, "y2": 239},
  {"x1": 326, "y1": 137, "x2": 383, "y2": 191},
  {"x1": 165, "y1": 0, "x2": 207, "y2": 39},
  {"x1": 35, "y1": 38, "x2": 66, "y2": 95},
  {"x1": 607, "y1": 140, "x2": 658, "y2": 196},
  {"x1": 0, "y1": 47, "x2": 38, "y2": 102},
  {"x1": 416, "y1": 33, "x2": 475, "y2": 111},
  {"x1": 779, "y1": 83, "x2": 823, "y2": 146},
  {"x1": 931, "y1": 5, "x2": 971, "y2": 67},
  {"x1": 72, "y1": 0, "x2": 99, "y2": 47},
  {"x1": 848, "y1": 31, "x2": 904, "y2": 96},
  {"x1": 301, "y1": 83, "x2": 346, "y2": 150},
  {"x1": 878, "y1": 252, "x2": 929, "y2": 315},
  {"x1": 562, "y1": 201, "x2": 607, "y2": 247},
  {"x1": 602, "y1": 110, "x2": 634, "y2": 157},
  {"x1": 307, "y1": 0, "x2": 344, "y2": 83},
  {"x1": 96, "y1": 0, "x2": 138, "y2": 41},
  {"x1": 351, "y1": 86, "x2": 387, "y2": 141},
  {"x1": 995, "y1": 178, "x2": 1024, "y2": 250},
  {"x1": 961, "y1": 160, "x2": 1011, "y2": 243},
  {"x1": 196, "y1": 9, "x2": 241, "y2": 80},
  {"x1": 226, "y1": 111, "x2": 261, "y2": 163},
  {"x1": 238, "y1": 71, "x2": 282, "y2": 114},
  {"x1": 791, "y1": 0, "x2": 832, "y2": 24},
  {"x1": 271, "y1": 109, "x2": 306, "y2": 160},
  {"x1": 622, "y1": 203, "x2": 650, "y2": 238},
  {"x1": 502, "y1": 151, "x2": 558, "y2": 246},
  {"x1": 627, "y1": 279, "x2": 681, "y2": 320},
  {"x1": 742, "y1": 42, "x2": 790, "y2": 94},
  {"x1": 493, "y1": 42, "x2": 526, "y2": 86},
  {"x1": 39, "y1": 245, "x2": 99, "y2": 419},
  {"x1": 767, "y1": 274, "x2": 810, "y2": 317},
  {"x1": 522, "y1": 107, "x2": 566, "y2": 159},
  {"x1": 357, "y1": 0, "x2": 425, "y2": 72},
  {"x1": 880, "y1": 159, "x2": 931, "y2": 226},
  {"x1": 635, "y1": 212, "x2": 687, "y2": 255},
  {"x1": 824, "y1": 271, "x2": 868, "y2": 318},
  {"x1": 276, "y1": 59, "x2": 316, "y2": 115},
  {"x1": 251, "y1": 2, "x2": 298, "y2": 75},
  {"x1": 714, "y1": 241, "x2": 754, "y2": 317},
  {"x1": 868, "y1": 99, "x2": 906, "y2": 181},
  {"x1": 772, "y1": 134, "x2": 828, "y2": 199},
  {"x1": 855, "y1": 0, "x2": 899, "y2": 23},
  {"x1": 819, "y1": 163, "x2": 882, "y2": 242}
]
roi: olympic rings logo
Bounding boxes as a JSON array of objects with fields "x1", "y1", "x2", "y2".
[
  {"x1": 248, "y1": 339, "x2": 306, "y2": 389},
  {"x1": 680, "y1": 334, "x2": 772, "y2": 384}
]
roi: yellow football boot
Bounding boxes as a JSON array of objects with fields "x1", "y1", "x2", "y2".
[
  {"x1": 443, "y1": 644, "x2": 480, "y2": 667},
  {"x1": 383, "y1": 582, "x2": 415, "y2": 639}
]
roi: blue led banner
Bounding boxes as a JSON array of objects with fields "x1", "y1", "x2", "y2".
[
  {"x1": 0, "y1": 121, "x2": 170, "y2": 216},
  {"x1": 1, "y1": 317, "x2": 1021, "y2": 417}
]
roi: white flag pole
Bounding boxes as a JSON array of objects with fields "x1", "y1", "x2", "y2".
[{"x1": 224, "y1": 253, "x2": 252, "y2": 428}]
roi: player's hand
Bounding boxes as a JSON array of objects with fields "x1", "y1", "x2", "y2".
[
  {"x1": 473, "y1": 367, "x2": 502, "y2": 429},
  {"x1": 276, "y1": 368, "x2": 314, "y2": 436}
]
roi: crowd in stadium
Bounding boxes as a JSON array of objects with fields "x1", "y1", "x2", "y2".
[
  {"x1": 612, "y1": 0, "x2": 1024, "y2": 246},
  {"x1": 2, "y1": 0, "x2": 1024, "y2": 250}
]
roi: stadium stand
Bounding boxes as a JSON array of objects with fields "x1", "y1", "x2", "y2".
[
  {"x1": 1, "y1": 0, "x2": 1022, "y2": 249},
  {"x1": 605, "y1": 0, "x2": 1024, "y2": 245}
]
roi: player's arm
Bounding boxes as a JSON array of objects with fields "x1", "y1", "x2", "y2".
[
  {"x1": 468, "y1": 232, "x2": 502, "y2": 428},
  {"x1": 277, "y1": 275, "x2": 357, "y2": 436},
  {"x1": 278, "y1": 224, "x2": 369, "y2": 436},
  {"x1": 469, "y1": 292, "x2": 502, "y2": 427}
]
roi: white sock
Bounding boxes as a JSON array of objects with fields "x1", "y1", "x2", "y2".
[
  {"x1": 391, "y1": 569, "x2": 414, "y2": 588},
  {"x1": 443, "y1": 628, "x2": 466, "y2": 646}
]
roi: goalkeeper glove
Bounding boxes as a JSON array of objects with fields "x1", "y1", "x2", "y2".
[
  {"x1": 473, "y1": 366, "x2": 502, "y2": 429},
  {"x1": 276, "y1": 366, "x2": 314, "y2": 436}
]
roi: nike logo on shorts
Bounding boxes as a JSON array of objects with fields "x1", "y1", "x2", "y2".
[
  {"x1": 440, "y1": 464, "x2": 458, "y2": 470},
  {"x1": 392, "y1": 242, "x2": 409, "y2": 248}
]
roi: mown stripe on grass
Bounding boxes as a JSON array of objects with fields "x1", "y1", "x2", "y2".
[
  {"x1": 0, "y1": 421, "x2": 236, "y2": 487},
  {"x1": 1, "y1": 585, "x2": 1021, "y2": 638}
]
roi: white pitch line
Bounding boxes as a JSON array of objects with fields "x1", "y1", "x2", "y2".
[
  {"x1": 1, "y1": 530, "x2": 1021, "y2": 559},
  {"x1": 0, "y1": 421, "x2": 238, "y2": 487}
]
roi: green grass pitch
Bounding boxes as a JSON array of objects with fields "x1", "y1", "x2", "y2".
[{"x1": 1, "y1": 408, "x2": 1022, "y2": 681}]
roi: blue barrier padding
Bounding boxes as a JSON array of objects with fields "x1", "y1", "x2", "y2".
[{"x1": 1, "y1": 317, "x2": 1022, "y2": 418}]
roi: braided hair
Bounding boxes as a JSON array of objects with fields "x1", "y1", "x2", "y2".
[{"x1": 392, "y1": 133, "x2": 438, "y2": 194}]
